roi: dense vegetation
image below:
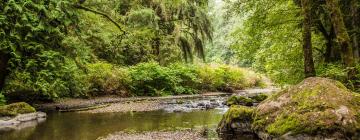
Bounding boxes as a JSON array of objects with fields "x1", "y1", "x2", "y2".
[
  {"x1": 0, "y1": 0, "x2": 267, "y2": 104},
  {"x1": 1, "y1": 0, "x2": 359, "y2": 105},
  {"x1": 209, "y1": 0, "x2": 360, "y2": 86}
]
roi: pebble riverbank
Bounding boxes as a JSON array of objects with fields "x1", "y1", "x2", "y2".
[
  {"x1": 35, "y1": 89, "x2": 278, "y2": 113},
  {"x1": 97, "y1": 130, "x2": 207, "y2": 140}
]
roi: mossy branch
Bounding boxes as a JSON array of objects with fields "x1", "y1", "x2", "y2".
[{"x1": 74, "y1": 4, "x2": 126, "y2": 35}]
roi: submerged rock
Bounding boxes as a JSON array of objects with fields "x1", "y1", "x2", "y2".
[{"x1": 218, "y1": 77, "x2": 360, "y2": 140}]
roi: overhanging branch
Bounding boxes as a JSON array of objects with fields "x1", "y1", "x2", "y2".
[{"x1": 74, "y1": 4, "x2": 126, "y2": 35}]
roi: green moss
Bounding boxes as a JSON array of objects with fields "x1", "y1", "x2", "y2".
[
  {"x1": 250, "y1": 94, "x2": 268, "y2": 102},
  {"x1": 252, "y1": 78, "x2": 360, "y2": 137},
  {"x1": 266, "y1": 114, "x2": 302, "y2": 136},
  {"x1": 0, "y1": 102, "x2": 36, "y2": 117},
  {"x1": 334, "y1": 81, "x2": 347, "y2": 90},
  {"x1": 272, "y1": 110, "x2": 341, "y2": 135},
  {"x1": 226, "y1": 96, "x2": 254, "y2": 106},
  {"x1": 223, "y1": 105, "x2": 254, "y2": 123},
  {"x1": 239, "y1": 97, "x2": 254, "y2": 106},
  {"x1": 226, "y1": 96, "x2": 239, "y2": 106}
]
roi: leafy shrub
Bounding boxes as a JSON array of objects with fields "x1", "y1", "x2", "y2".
[
  {"x1": 317, "y1": 63, "x2": 347, "y2": 83},
  {"x1": 86, "y1": 62, "x2": 131, "y2": 96},
  {"x1": 2, "y1": 60, "x2": 266, "y2": 101},
  {"x1": 196, "y1": 64, "x2": 217, "y2": 91},
  {"x1": 129, "y1": 62, "x2": 178, "y2": 96},
  {"x1": 168, "y1": 63, "x2": 201, "y2": 95},
  {"x1": 196, "y1": 64, "x2": 264, "y2": 91}
]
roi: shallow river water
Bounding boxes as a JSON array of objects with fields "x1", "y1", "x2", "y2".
[{"x1": 0, "y1": 109, "x2": 226, "y2": 140}]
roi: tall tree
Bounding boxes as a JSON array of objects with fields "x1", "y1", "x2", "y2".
[
  {"x1": 351, "y1": 0, "x2": 359, "y2": 62},
  {"x1": 301, "y1": 0, "x2": 316, "y2": 77},
  {"x1": 326, "y1": 0, "x2": 355, "y2": 79}
]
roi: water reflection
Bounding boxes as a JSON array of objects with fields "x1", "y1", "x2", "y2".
[{"x1": 0, "y1": 110, "x2": 224, "y2": 140}]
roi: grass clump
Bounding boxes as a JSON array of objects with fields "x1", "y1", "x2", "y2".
[{"x1": 0, "y1": 102, "x2": 36, "y2": 117}]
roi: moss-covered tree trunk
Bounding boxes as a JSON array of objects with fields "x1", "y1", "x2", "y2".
[
  {"x1": 0, "y1": 51, "x2": 9, "y2": 91},
  {"x1": 351, "y1": 0, "x2": 359, "y2": 62},
  {"x1": 301, "y1": 0, "x2": 316, "y2": 77},
  {"x1": 326, "y1": 0, "x2": 355, "y2": 79}
]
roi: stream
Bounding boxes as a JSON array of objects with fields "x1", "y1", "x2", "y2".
[
  {"x1": 0, "y1": 89, "x2": 276, "y2": 140},
  {"x1": 0, "y1": 109, "x2": 226, "y2": 140}
]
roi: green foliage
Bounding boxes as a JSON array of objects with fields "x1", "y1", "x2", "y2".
[
  {"x1": 129, "y1": 62, "x2": 200, "y2": 96},
  {"x1": 3, "y1": 57, "x2": 88, "y2": 101},
  {"x1": 0, "y1": 0, "x2": 82, "y2": 101},
  {"x1": 129, "y1": 62, "x2": 178, "y2": 96},
  {"x1": 197, "y1": 64, "x2": 263, "y2": 91},
  {"x1": 317, "y1": 63, "x2": 348, "y2": 83},
  {"x1": 127, "y1": 8, "x2": 159, "y2": 28},
  {"x1": 127, "y1": 62, "x2": 264, "y2": 96},
  {"x1": 76, "y1": 0, "x2": 212, "y2": 65},
  {"x1": 86, "y1": 62, "x2": 131, "y2": 96},
  {"x1": 0, "y1": 102, "x2": 36, "y2": 117},
  {"x1": 0, "y1": 0, "x2": 271, "y2": 102},
  {"x1": 168, "y1": 63, "x2": 201, "y2": 95}
]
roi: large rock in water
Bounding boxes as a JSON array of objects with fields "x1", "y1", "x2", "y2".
[
  {"x1": 253, "y1": 77, "x2": 360, "y2": 139},
  {"x1": 0, "y1": 102, "x2": 46, "y2": 132},
  {"x1": 218, "y1": 77, "x2": 360, "y2": 140}
]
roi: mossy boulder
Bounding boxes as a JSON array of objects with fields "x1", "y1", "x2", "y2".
[
  {"x1": 226, "y1": 94, "x2": 268, "y2": 107},
  {"x1": 250, "y1": 93, "x2": 268, "y2": 102},
  {"x1": 217, "y1": 105, "x2": 255, "y2": 138},
  {"x1": 0, "y1": 102, "x2": 36, "y2": 117},
  {"x1": 253, "y1": 77, "x2": 360, "y2": 139},
  {"x1": 226, "y1": 96, "x2": 254, "y2": 106}
]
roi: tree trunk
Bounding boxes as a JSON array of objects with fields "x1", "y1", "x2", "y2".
[
  {"x1": 317, "y1": 21, "x2": 336, "y2": 63},
  {"x1": 301, "y1": 0, "x2": 316, "y2": 78},
  {"x1": 0, "y1": 51, "x2": 10, "y2": 91},
  {"x1": 351, "y1": 0, "x2": 359, "y2": 62},
  {"x1": 326, "y1": 0, "x2": 355, "y2": 79}
]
